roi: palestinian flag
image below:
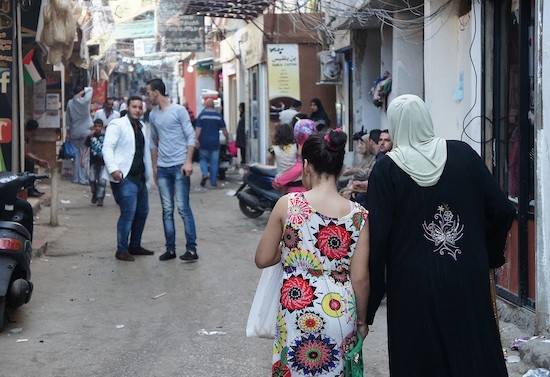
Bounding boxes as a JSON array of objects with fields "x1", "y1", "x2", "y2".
[{"x1": 23, "y1": 49, "x2": 45, "y2": 85}]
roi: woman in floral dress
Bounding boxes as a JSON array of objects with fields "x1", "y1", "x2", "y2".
[{"x1": 256, "y1": 129, "x2": 370, "y2": 376}]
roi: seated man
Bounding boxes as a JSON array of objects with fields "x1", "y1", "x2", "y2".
[
  {"x1": 376, "y1": 129, "x2": 393, "y2": 160},
  {"x1": 340, "y1": 129, "x2": 380, "y2": 199},
  {"x1": 24, "y1": 120, "x2": 51, "y2": 197},
  {"x1": 352, "y1": 129, "x2": 393, "y2": 207}
]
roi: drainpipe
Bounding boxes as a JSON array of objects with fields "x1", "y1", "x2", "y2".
[{"x1": 518, "y1": 0, "x2": 531, "y2": 307}]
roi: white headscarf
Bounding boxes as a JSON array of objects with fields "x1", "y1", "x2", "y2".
[{"x1": 386, "y1": 94, "x2": 447, "y2": 187}]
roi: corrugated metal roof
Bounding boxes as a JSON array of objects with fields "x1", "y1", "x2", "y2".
[{"x1": 184, "y1": 0, "x2": 271, "y2": 20}]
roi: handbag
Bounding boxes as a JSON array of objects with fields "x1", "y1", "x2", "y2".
[
  {"x1": 246, "y1": 263, "x2": 283, "y2": 339},
  {"x1": 344, "y1": 332, "x2": 364, "y2": 377},
  {"x1": 59, "y1": 141, "x2": 76, "y2": 160}
]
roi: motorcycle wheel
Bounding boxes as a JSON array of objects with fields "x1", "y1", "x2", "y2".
[{"x1": 239, "y1": 199, "x2": 264, "y2": 218}]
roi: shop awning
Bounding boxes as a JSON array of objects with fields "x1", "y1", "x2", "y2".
[{"x1": 184, "y1": 0, "x2": 271, "y2": 20}]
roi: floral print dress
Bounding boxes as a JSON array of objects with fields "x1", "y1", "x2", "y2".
[{"x1": 272, "y1": 192, "x2": 368, "y2": 376}]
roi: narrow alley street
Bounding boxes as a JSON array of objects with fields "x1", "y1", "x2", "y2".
[{"x1": 0, "y1": 166, "x2": 523, "y2": 376}]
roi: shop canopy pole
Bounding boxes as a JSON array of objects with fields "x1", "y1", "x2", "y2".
[{"x1": 16, "y1": 1, "x2": 24, "y2": 172}]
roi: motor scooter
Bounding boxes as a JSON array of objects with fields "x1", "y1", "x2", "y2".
[
  {"x1": 0, "y1": 171, "x2": 47, "y2": 330},
  {"x1": 217, "y1": 143, "x2": 232, "y2": 181},
  {"x1": 235, "y1": 164, "x2": 281, "y2": 218}
]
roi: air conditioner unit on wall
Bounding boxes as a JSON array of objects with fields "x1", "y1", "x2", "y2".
[{"x1": 317, "y1": 51, "x2": 342, "y2": 84}]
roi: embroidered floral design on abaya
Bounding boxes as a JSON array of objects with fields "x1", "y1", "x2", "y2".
[{"x1": 422, "y1": 204, "x2": 464, "y2": 260}]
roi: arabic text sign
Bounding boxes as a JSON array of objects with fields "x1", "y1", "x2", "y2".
[
  {"x1": 267, "y1": 44, "x2": 300, "y2": 100},
  {"x1": 114, "y1": 19, "x2": 154, "y2": 40},
  {"x1": 157, "y1": 0, "x2": 204, "y2": 53}
]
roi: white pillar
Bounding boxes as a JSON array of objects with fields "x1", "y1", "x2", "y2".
[{"x1": 535, "y1": 0, "x2": 550, "y2": 336}]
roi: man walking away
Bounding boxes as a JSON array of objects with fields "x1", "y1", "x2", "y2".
[
  {"x1": 146, "y1": 78, "x2": 199, "y2": 262},
  {"x1": 102, "y1": 96, "x2": 154, "y2": 262},
  {"x1": 66, "y1": 86, "x2": 93, "y2": 185},
  {"x1": 195, "y1": 99, "x2": 229, "y2": 188}
]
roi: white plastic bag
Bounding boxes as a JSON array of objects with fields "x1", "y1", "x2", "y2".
[{"x1": 246, "y1": 263, "x2": 283, "y2": 339}]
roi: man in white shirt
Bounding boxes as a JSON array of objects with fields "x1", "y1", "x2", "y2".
[
  {"x1": 278, "y1": 99, "x2": 301, "y2": 125},
  {"x1": 94, "y1": 97, "x2": 120, "y2": 127},
  {"x1": 102, "y1": 96, "x2": 153, "y2": 262}
]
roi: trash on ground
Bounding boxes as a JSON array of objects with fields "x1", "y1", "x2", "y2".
[
  {"x1": 116, "y1": 324, "x2": 125, "y2": 329},
  {"x1": 226, "y1": 190, "x2": 236, "y2": 196},
  {"x1": 9, "y1": 328, "x2": 23, "y2": 334},
  {"x1": 523, "y1": 368, "x2": 550, "y2": 377},
  {"x1": 511, "y1": 336, "x2": 531, "y2": 350},
  {"x1": 152, "y1": 292, "x2": 167, "y2": 299},
  {"x1": 60, "y1": 200, "x2": 71, "y2": 204},
  {"x1": 197, "y1": 329, "x2": 227, "y2": 336},
  {"x1": 16, "y1": 338, "x2": 28, "y2": 342},
  {"x1": 506, "y1": 355, "x2": 521, "y2": 363}
]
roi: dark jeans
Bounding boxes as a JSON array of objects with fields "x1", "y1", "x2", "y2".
[{"x1": 110, "y1": 178, "x2": 149, "y2": 253}]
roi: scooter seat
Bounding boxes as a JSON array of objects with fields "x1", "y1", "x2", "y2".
[
  {"x1": 249, "y1": 164, "x2": 277, "y2": 177},
  {"x1": 0, "y1": 221, "x2": 31, "y2": 240}
]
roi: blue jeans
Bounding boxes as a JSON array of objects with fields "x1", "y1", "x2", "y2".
[
  {"x1": 110, "y1": 178, "x2": 149, "y2": 253},
  {"x1": 89, "y1": 163, "x2": 106, "y2": 200},
  {"x1": 199, "y1": 149, "x2": 220, "y2": 186},
  {"x1": 157, "y1": 165, "x2": 197, "y2": 253}
]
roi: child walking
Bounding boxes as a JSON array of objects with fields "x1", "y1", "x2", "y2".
[
  {"x1": 267, "y1": 123, "x2": 300, "y2": 194},
  {"x1": 81, "y1": 119, "x2": 106, "y2": 206}
]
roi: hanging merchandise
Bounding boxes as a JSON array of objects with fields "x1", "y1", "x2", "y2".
[
  {"x1": 37, "y1": 0, "x2": 81, "y2": 65},
  {"x1": 370, "y1": 71, "x2": 392, "y2": 108}
]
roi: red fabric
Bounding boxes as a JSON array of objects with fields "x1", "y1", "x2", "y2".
[
  {"x1": 91, "y1": 80, "x2": 107, "y2": 108},
  {"x1": 228, "y1": 140, "x2": 238, "y2": 157},
  {"x1": 272, "y1": 159, "x2": 304, "y2": 190}
]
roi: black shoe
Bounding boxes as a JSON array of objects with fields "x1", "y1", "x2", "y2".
[
  {"x1": 27, "y1": 188, "x2": 44, "y2": 197},
  {"x1": 115, "y1": 251, "x2": 135, "y2": 261},
  {"x1": 128, "y1": 246, "x2": 154, "y2": 255},
  {"x1": 180, "y1": 250, "x2": 198, "y2": 261},
  {"x1": 97, "y1": 199, "x2": 104, "y2": 207},
  {"x1": 200, "y1": 177, "x2": 208, "y2": 187},
  {"x1": 159, "y1": 251, "x2": 176, "y2": 261}
]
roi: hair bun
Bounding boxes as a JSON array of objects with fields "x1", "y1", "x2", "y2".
[{"x1": 325, "y1": 129, "x2": 347, "y2": 151}]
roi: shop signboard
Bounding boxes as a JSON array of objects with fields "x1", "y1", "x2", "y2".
[
  {"x1": 108, "y1": 0, "x2": 155, "y2": 24},
  {"x1": 114, "y1": 19, "x2": 154, "y2": 40},
  {"x1": 0, "y1": 0, "x2": 14, "y2": 171},
  {"x1": 266, "y1": 44, "x2": 300, "y2": 121},
  {"x1": 157, "y1": 0, "x2": 204, "y2": 53},
  {"x1": 134, "y1": 38, "x2": 157, "y2": 57}
]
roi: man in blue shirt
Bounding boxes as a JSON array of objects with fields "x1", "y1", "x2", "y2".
[
  {"x1": 147, "y1": 78, "x2": 198, "y2": 262},
  {"x1": 195, "y1": 99, "x2": 229, "y2": 188}
]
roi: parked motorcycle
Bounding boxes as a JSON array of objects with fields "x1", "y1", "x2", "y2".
[
  {"x1": 0, "y1": 171, "x2": 48, "y2": 330},
  {"x1": 217, "y1": 143, "x2": 232, "y2": 181},
  {"x1": 235, "y1": 164, "x2": 280, "y2": 218}
]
